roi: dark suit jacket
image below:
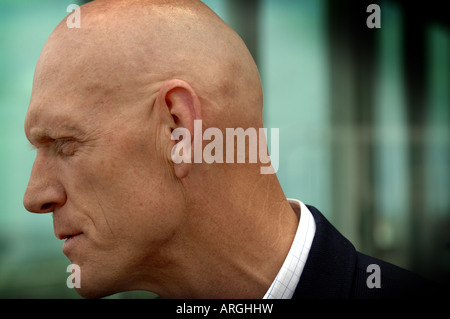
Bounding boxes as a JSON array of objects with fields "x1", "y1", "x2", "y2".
[{"x1": 292, "y1": 205, "x2": 444, "y2": 299}]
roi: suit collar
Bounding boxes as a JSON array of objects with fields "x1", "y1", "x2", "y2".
[{"x1": 292, "y1": 205, "x2": 357, "y2": 299}]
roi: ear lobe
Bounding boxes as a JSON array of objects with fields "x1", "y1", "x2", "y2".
[{"x1": 157, "y1": 79, "x2": 201, "y2": 179}]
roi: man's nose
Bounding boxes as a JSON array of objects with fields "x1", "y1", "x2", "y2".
[{"x1": 23, "y1": 153, "x2": 66, "y2": 214}]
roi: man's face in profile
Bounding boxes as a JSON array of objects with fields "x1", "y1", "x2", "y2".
[
  {"x1": 22, "y1": 19, "x2": 187, "y2": 298},
  {"x1": 22, "y1": 0, "x2": 269, "y2": 299}
]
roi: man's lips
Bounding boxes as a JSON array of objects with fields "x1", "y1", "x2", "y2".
[
  {"x1": 65, "y1": 233, "x2": 83, "y2": 240},
  {"x1": 61, "y1": 232, "x2": 84, "y2": 255},
  {"x1": 56, "y1": 232, "x2": 83, "y2": 241}
]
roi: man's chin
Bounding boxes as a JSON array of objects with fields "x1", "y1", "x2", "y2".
[
  {"x1": 73, "y1": 277, "x2": 124, "y2": 299},
  {"x1": 69, "y1": 265, "x2": 123, "y2": 299}
]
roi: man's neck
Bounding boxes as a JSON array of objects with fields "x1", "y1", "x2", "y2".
[{"x1": 156, "y1": 170, "x2": 299, "y2": 298}]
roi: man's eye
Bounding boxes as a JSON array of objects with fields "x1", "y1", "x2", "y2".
[{"x1": 54, "y1": 138, "x2": 77, "y2": 156}]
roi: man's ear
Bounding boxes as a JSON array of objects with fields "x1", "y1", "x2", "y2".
[{"x1": 156, "y1": 79, "x2": 201, "y2": 179}]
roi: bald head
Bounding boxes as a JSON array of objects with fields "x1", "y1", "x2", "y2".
[{"x1": 32, "y1": 0, "x2": 262, "y2": 129}]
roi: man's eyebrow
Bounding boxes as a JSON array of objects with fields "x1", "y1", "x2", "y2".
[{"x1": 27, "y1": 125, "x2": 85, "y2": 146}]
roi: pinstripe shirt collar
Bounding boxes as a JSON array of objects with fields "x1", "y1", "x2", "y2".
[{"x1": 263, "y1": 199, "x2": 316, "y2": 299}]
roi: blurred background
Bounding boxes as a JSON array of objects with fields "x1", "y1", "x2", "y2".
[{"x1": 0, "y1": 0, "x2": 448, "y2": 298}]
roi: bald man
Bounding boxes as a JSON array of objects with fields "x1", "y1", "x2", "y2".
[{"x1": 24, "y1": 0, "x2": 439, "y2": 299}]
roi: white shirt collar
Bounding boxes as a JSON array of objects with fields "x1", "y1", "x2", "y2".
[{"x1": 263, "y1": 199, "x2": 316, "y2": 299}]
